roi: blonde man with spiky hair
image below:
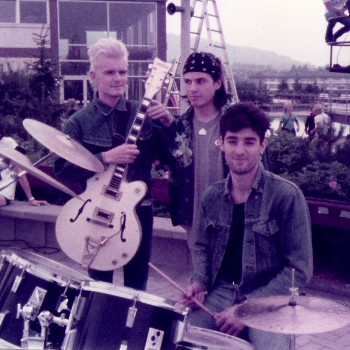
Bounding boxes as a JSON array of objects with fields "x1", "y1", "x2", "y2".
[{"x1": 54, "y1": 37, "x2": 173, "y2": 290}]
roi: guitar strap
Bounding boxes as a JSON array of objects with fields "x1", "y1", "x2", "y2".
[{"x1": 112, "y1": 100, "x2": 131, "y2": 147}]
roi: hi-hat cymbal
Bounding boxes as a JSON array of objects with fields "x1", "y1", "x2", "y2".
[
  {"x1": 0, "y1": 148, "x2": 78, "y2": 198},
  {"x1": 23, "y1": 119, "x2": 104, "y2": 173},
  {"x1": 235, "y1": 295, "x2": 350, "y2": 335}
]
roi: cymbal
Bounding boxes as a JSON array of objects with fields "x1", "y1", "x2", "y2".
[
  {"x1": 0, "y1": 148, "x2": 78, "y2": 198},
  {"x1": 235, "y1": 295, "x2": 350, "y2": 335},
  {"x1": 23, "y1": 119, "x2": 104, "y2": 173}
]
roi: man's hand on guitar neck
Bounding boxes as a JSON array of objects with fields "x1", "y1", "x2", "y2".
[
  {"x1": 102, "y1": 144, "x2": 140, "y2": 165},
  {"x1": 147, "y1": 100, "x2": 173, "y2": 127}
]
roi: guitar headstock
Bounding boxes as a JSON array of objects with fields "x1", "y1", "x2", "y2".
[{"x1": 144, "y1": 58, "x2": 173, "y2": 100}]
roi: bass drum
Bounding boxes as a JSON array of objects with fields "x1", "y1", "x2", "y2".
[
  {"x1": 177, "y1": 326, "x2": 254, "y2": 350},
  {"x1": 63, "y1": 280, "x2": 186, "y2": 350},
  {"x1": 0, "y1": 249, "x2": 89, "y2": 349}
]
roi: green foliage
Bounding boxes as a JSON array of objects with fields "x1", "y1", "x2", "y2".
[
  {"x1": 267, "y1": 128, "x2": 350, "y2": 202},
  {"x1": 267, "y1": 133, "x2": 312, "y2": 174},
  {"x1": 285, "y1": 162, "x2": 350, "y2": 201},
  {"x1": 0, "y1": 28, "x2": 65, "y2": 161},
  {"x1": 235, "y1": 80, "x2": 272, "y2": 104}
]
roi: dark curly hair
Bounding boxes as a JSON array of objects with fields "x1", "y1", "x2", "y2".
[{"x1": 220, "y1": 102, "x2": 270, "y2": 142}]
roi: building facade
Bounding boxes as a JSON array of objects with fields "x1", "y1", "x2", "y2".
[{"x1": 0, "y1": 0, "x2": 167, "y2": 104}]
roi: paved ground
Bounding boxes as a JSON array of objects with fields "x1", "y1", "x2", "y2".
[{"x1": 1, "y1": 242, "x2": 350, "y2": 349}]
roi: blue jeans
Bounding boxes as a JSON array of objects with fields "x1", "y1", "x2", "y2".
[{"x1": 186, "y1": 280, "x2": 290, "y2": 350}]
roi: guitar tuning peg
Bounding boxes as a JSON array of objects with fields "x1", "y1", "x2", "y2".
[
  {"x1": 148, "y1": 63, "x2": 153, "y2": 70},
  {"x1": 164, "y1": 78, "x2": 170, "y2": 84}
]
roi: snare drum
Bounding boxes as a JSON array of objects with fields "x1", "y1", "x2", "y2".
[
  {"x1": 0, "y1": 249, "x2": 88, "y2": 348},
  {"x1": 63, "y1": 280, "x2": 186, "y2": 350},
  {"x1": 177, "y1": 326, "x2": 254, "y2": 350}
]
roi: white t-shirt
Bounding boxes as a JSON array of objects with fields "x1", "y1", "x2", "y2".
[
  {"x1": 0, "y1": 137, "x2": 19, "y2": 200},
  {"x1": 314, "y1": 112, "x2": 331, "y2": 135}
]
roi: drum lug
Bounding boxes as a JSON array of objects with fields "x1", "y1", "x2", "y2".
[
  {"x1": 172, "y1": 320, "x2": 186, "y2": 345},
  {"x1": 11, "y1": 273, "x2": 24, "y2": 293},
  {"x1": 126, "y1": 298, "x2": 138, "y2": 328},
  {"x1": 17, "y1": 286, "x2": 47, "y2": 321},
  {"x1": 0, "y1": 311, "x2": 9, "y2": 329}
]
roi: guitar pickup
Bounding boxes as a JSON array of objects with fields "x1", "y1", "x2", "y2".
[
  {"x1": 94, "y1": 207, "x2": 114, "y2": 223},
  {"x1": 102, "y1": 186, "x2": 122, "y2": 200}
]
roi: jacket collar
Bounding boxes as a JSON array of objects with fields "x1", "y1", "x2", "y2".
[
  {"x1": 93, "y1": 94, "x2": 128, "y2": 116},
  {"x1": 224, "y1": 162, "x2": 265, "y2": 198}
]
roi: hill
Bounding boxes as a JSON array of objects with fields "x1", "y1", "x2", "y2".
[{"x1": 166, "y1": 33, "x2": 312, "y2": 71}]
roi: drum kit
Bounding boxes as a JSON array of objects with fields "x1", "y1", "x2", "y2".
[{"x1": 0, "y1": 119, "x2": 349, "y2": 349}]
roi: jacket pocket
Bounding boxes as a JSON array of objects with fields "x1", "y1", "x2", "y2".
[
  {"x1": 252, "y1": 219, "x2": 280, "y2": 267},
  {"x1": 252, "y1": 219, "x2": 279, "y2": 237}
]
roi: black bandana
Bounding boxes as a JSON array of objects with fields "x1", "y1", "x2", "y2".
[{"x1": 183, "y1": 52, "x2": 222, "y2": 80}]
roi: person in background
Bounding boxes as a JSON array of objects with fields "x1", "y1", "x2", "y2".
[
  {"x1": 0, "y1": 122, "x2": 49, "y2": 207},
  {"x1": 54, "y1": 37, "x2": 172, "y2": 291},
  {"x1": 310, "y1": 103, "x2": 331, "y2": 145},
  {"x1": 66, "y1": 98, "x2": 79, "y2": 117},
  {"x1": 277, "y1": 101, "x2": 300, "y2": 136},
  {"x1": 304, "y1": 105, "x2": 316, "y2": 138},
  {"x1": 181, "y1": 102, "x2": 313, "y2": 350},
  {"x1": 151, "y1": 52, "x2": 232, "y2": 253},
  {"x1": 323, "y1": 0, "x2": 350, "y2": 43}
]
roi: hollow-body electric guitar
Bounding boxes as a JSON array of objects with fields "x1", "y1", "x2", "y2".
[{"x1": 55, "y1": 58, "x2": 172, "y2": 271}]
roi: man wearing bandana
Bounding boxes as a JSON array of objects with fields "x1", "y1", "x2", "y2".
[{"x1": 156, "y1": 52, "x2": 232, "y2": 252}]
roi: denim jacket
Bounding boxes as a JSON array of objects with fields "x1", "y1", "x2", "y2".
[
  {"x1": 54, "y1": 96, "x2": 164, "y2": 200},
  {"x1": 165, "y1": 106, "x2": 229, "y2": 226},
  {"x1": 190, "y1": 163, "x2": 313, "y2": 299}
]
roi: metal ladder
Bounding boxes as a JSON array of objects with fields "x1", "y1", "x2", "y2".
[{"x1": 190, "y1": 0, "x2": 239, "y2": 103}]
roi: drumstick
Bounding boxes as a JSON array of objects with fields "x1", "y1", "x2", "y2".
[{"x1": 149, "y1": 262, "x2": 218, "y2": 320}]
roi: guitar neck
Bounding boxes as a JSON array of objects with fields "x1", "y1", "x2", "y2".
[{"x1": 110, "y1": 97, "x2": 152, "y2": 191}]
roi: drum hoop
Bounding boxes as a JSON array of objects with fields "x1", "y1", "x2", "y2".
[
  {"x1": 81, "y1": 280, "x2": 184, "y2": 313},
  {"x1": 183, "y1": 326, "x2": 254, "y2": 349},
  {"x1": 1, "y1": 249, "x2": 87, "y2": 289}
]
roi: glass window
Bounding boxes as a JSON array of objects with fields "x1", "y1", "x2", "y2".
[
  {"x1": 64, "y1": 80, "x2": 84, "y2": 101},
  {"x1": 109, "y1": 2, "x2": 156, "y2": 59},
  {"x1": 59, "y1": 1, "x2": 107, "y2": 61},
  {"x1": 20, "y1": 1, "x2": 47, "y2": 24},
  {"x1": 0, "y1": 1, "x2": 16, "y2": 23}
]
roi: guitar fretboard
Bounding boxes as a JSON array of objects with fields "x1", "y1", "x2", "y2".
[{"x1": 109, "y1": 97, "x2": 152, "y2": 191}]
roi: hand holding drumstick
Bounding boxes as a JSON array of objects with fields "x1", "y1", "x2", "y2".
[{"x1": 149, "y1": 263, "x2": 218, "y2": 320}]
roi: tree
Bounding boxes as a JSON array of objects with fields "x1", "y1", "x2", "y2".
[{"x1": 278, "y1": 78, "x2": 289, "y2": 92}]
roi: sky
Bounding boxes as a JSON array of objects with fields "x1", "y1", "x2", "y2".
[{"x1": 166, "y1": 0, "x2": 341, "y2": 68}]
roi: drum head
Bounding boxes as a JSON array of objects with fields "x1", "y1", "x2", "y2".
[
  {"x1": 182, "y1": 326, "x2": 254, "y2": 350},
  {"x1": 1, "y1": 249, "x2": 89, "y2": 287}
]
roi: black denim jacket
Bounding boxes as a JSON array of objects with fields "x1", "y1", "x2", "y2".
[{"x1": 54, "y1": 96, "x2": 164, "y2": 200}]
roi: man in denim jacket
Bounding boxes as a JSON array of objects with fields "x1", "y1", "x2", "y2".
[
  {"x1": 181, "y1": 102, "x2": 313, "y2": 349},
  {"x1": 54, "y1": 37, "x2": 172, "y2": 290}
]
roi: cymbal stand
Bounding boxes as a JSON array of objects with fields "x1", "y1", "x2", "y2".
[
  {"x1": 288, "y1": 268, "x2": 299, "y2": 350},
  {"x1": 0, "y1": 152, "x2": 54, "y2": 191}
]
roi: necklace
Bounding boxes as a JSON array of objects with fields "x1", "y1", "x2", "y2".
[{"x1": 198, "y1": 128, "x2": 207, "y2": 136}]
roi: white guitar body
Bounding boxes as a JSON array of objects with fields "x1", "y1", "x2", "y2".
[{"x1": 56, "y1": 165, "x2": 147, "y2": 271}]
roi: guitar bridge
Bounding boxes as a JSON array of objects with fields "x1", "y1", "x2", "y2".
[{"x1": 103, "y1": 186, "x2": 122, "y2": 200}]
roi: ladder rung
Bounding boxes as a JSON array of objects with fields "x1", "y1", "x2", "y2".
[
  {"x1": 190, "y1": 31, "x2": 200, "y2": 35},
  {"x1": 212, "y1": 44, "x2": 225, "y2": 49},
  {"x1": 192, "y1": 15, "x2": 204, "y2": 20}
]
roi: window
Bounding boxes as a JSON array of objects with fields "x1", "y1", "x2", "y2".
[
  {"x1": 0, "y1": 1, "x2": 16, "y2": 23},
  {"x1": 0, "y1": 0, "x2": 47, "y2": 24},
  {"x1": 20, "y1": 1, "x2": 47, "y2": 24}
]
